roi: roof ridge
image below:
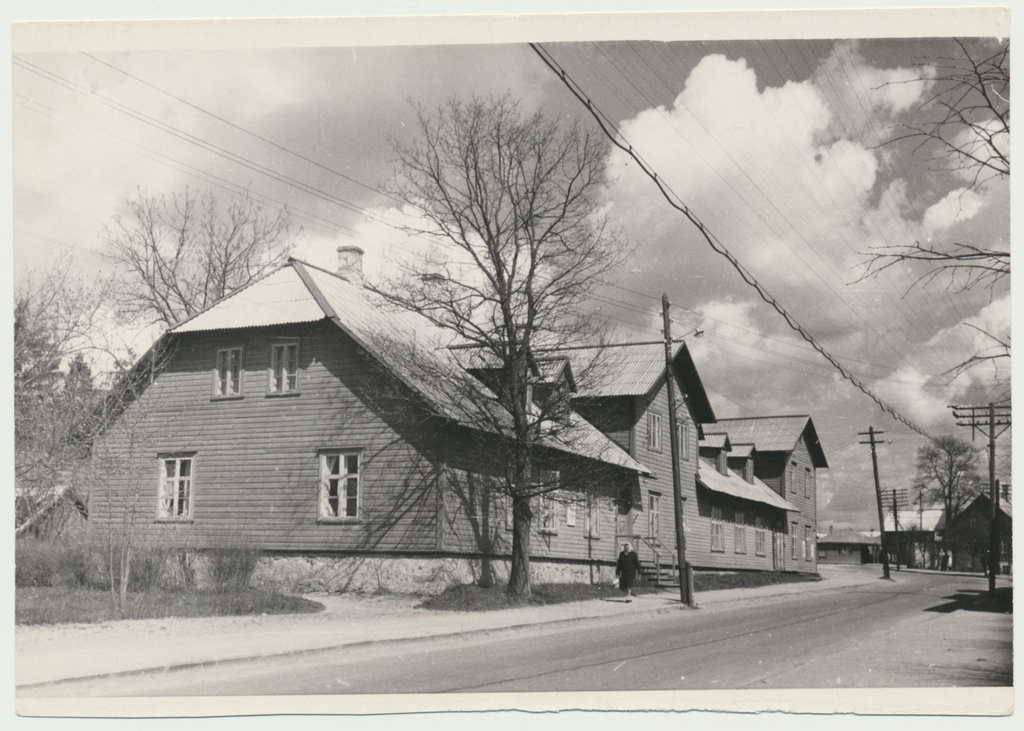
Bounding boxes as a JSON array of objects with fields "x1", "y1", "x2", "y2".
[{"x1": 716, "y1": 414, "x2": 810, "y2": 422}]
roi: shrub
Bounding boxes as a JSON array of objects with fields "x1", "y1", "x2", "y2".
[
  {"x1": 208, "y1": 546, "x2": 262, "y2": 592},
  {"x1": 15, "y1": 540, "x2": 63, "y2": 588},
  {"x1": 100, "y1": 545, "x2": 174, "y2": 592},
  {"x1": 15, "y1": 538, "x2": 101, "y2": 588}
]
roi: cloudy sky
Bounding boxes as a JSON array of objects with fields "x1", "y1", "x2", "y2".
[{"x1": 10, "y1": 9, "x2": 1011, "y2": 532}]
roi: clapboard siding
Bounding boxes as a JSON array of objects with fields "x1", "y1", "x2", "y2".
[
  {"x1": 781, "y1": 437, "x2": 819, "y2": 571},
  {"x1": 438, "y1": 427, "x2": 629, "y2": 564},
  {"x1": 689, "y1": 487, "x2": 786, "y2": 571},
  {"x1": 90, "y1": 321, "x2": 444, "y2": 552}
]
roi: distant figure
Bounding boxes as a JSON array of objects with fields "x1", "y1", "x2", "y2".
[
  {"x1": 981, "y1": 551, "x2": 991, "y2": 577},
  {"x1": 616, "y1": 542, "x2": 642, "y2": 602}
]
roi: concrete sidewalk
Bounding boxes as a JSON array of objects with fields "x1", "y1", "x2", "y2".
[{"x1": 13, "y1": 565, "x2": 949, "y2": 688}]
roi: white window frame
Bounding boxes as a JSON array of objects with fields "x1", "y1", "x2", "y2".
[
  {"x1": 269, "y1": 340, "x2": 300, "y2": 394},
  {"x1": 805, "y1": 525, "x2": 813, "y2": 560},
  {"x1": 647, "y1": 412, "x2": 663, "y2": 451},
  {"x1": 734, "y1": 510, "x2": 747, "y2": 554},
  {"x1": 158, "y1": 455, "x2": 194, "y2": 520},
  {"x1": 565, "y1": 494, "x2": 577, "y2": 528},
  {"x1": 711, "y1": 505, "x2": 725, "y2": 552},
  {"x1": 213, "y1": 347, "x2": 243, "y2": 398},
  {"x1": 318, "y1": 450, "x2": 362, "y2": 521},
  {"x1": 678, "y1": 422, "x2": 690, "y2": 461},
  {"x1": 539, "y1": 493, "x2": 557, "y2": 534},
  {"x1": 648, "y1": 492, "x2": 662, "y2": 541},
  {"x1": 792, "y1": 522, "x2": 800, "y2": 559},
  {"x1": 804, "y1": 467, "x2": 812, "y2": 499},
  {"x1": 788, "y1": 461, "x2": 797, "y2": 495},
  {"x1": 754, "y1": 515, "x2": 766, "y2": 556},
  {"x1": 585, "y1": 497, "x2": 601, "y2": 539}
]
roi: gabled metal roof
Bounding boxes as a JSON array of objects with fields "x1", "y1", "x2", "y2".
[
  {"x1": 818, "y1": 528, "x2": 881, "y2": 546},
  {"x1": 714, "y1": 415, "x2": 828, "y2": 468},
  {"x1": 884, "y1": 507, "x2": 946, "y2": 532},
  {"x1": 171, "y1": 266, "x2": 326, "y2": 332},
  {"x1": 699, "y1": 433, "x2": 730, "y2": 450},
  {"x1": 696, "y1": 458, "x2": 796, "y2": 511},
  {"x1": 172, "y1": 259, "x2": 649, "y2": 476},
  {"x1": 728, "y1": 443, "x2": 755, "y2": 459},
  {"x1": 549, "y1": 341, "x2": 716, "y2": 423}
]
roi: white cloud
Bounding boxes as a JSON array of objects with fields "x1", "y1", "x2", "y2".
[{"x1": 922, "y1": 187, "x2": 985, "y2": 232}]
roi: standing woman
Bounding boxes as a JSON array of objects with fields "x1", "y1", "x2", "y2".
[{"x1": 616, "y1": 542, "x2": 641, "y2": 602}]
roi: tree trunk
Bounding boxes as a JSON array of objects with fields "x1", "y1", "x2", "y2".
[
  {"x1": 119, "y1": 542, "x2": 131, "y2": 617},
  {"x1": 508, "y1": 492, "x2": 532, "y2": 598}
]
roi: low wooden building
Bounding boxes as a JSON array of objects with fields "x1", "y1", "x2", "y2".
[{"x1": 817, "y1": 528, "x2": 880, "y2": 565}]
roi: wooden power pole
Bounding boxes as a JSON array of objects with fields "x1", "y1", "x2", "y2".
[
  {"x1": 951, "y1": 403, "x2": 1011, "y2": 597},
  {"x1": 860, "y1": 426, "x2": 890, "y2": 580},
  {"x1": 662, "y1": 294, "x2": 694, "y2": 608}
]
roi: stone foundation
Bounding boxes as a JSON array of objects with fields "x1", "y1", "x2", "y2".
[{"x1": 251, "y1": 554, "x2": 617, "y2": 595}]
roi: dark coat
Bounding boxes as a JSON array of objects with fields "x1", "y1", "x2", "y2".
[{"x1": 616, "y1": 549, "x2": 641, "y2": 590}]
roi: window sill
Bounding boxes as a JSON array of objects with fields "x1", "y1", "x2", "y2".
[
  {"x1": 585, "y1": 535, "x2": 601, "y2": 540},
  {"x1": 539, "y1": 529, "x2": 558, "y2": 536},
  {"x1": 266, "y1": 391, "x2": 301, "y2": 398},
  {"x1": 755, "y1": 551, "x2": 766, "y2": 557},
  {"x1": 211, "y1": 395, "x2": 244, "y2": 402},
  {"x1": 711, "y1": 548, "x2": 725, "y2": 553},
  {"x1": 318, "y1": 517, "x2": 362, "y2": 524},
  {"x1": 155, "y1": 517, "x2": 194, "y2": 524}
]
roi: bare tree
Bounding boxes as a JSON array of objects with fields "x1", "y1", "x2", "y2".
[
  {"x1": 860, "y1": 39, "x2": 1009, "y2": 292},
  {"x1": 102, "y1": 187, "x2": 296, "y2": 328},
  {"x1": 915, "y1": 435, "x2": 980, "y2": 567},
  {"x1": 374, "y1": 94, "x2": 629, "y2": 597},
  {"x1": 14, "y1": 258, "x2": 111, "y2": 537}
]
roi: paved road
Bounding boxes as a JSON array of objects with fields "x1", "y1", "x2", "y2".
[{"x1": 24, "y1": 572, "x2": 1011, "y2": 697}]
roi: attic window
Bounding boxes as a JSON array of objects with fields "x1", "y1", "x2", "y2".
[
  {"x1": 647, "y1": 413, "x2": 663, "y2": 451},
  {"x1": 213, "y1": 348, "x2": 243, "y2": 398},
  {"x1": 678, "y1": 422, "x2": 690, "y2": 461},
  {"x1": 269, "y1": 341, "x2": 300, "y2": 394},
  {"x1": 717, "y1": 450, "x2": 727, "y2": 475},
  {"x1": 744, "y1": 459, "x2": 754, "y2": 484}
]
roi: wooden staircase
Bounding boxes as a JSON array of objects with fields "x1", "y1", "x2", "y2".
[{"x1": 622, "y1": 534, "x2": 679, "y2": 588}]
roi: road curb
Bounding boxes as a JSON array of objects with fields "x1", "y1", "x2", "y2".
[
  {"x1": 16, "y1": 603, "x2": 684, "y2": 690},
  {"x1": 16, "y1": 572, "x2": 897, "y2": 689}
]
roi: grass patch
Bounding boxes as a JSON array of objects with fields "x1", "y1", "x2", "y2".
[
  {"x1": 16, "y1": 587, "x2": 324, "y2": 626},
  {"x1": 694, "y1": 571, "x2": 821, "y2": 592},
  {"x1": 418, "y1": 582, "x2": 660, "y2": 612}
]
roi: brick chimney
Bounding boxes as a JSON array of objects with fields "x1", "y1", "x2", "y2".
[{"x1": 336, "y1": 246, "x2": 364, "y2": 277}]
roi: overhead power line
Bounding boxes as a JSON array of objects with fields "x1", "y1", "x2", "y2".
[
  {"x1": 531, "y1": 42, "x2": 933, "y2": 440},
  {"x1": 78, "y1": 52, "x2": 401, "y2": 206}
]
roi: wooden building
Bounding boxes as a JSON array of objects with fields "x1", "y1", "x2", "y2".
[
  {"x1": 943, "y1": 493, "x2": 1012, "y2": 575},
  {"x1": 713, "y1": 416, "x2": 828, "y2": 573},
  {"x1": 817, "y1": 528, "x2": 880, "y2": 565},
  {"x1": 89, "y1": 253, "x2": 829, "y2": 592}
]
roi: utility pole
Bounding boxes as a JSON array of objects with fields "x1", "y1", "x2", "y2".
[
  {"x1": 860, "y1": 426, "x2": 890, "y2": 580},
  {"x1": 892, "y1": 489, "x2": 900, "y2": 571},
  {"x1": 951, "y1": 402, "x2": 1011, "y2": 597},
  {"x1": 662, "y1": 294, "x2": 694, "y2": 607}
]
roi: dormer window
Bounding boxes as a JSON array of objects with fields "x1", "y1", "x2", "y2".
[
  {"x1": 717, "y1": 450, "x2": 727, "y2": 475},
  {"x1": 743, "y1": 459, "x2": 754, "y2": 484}
]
